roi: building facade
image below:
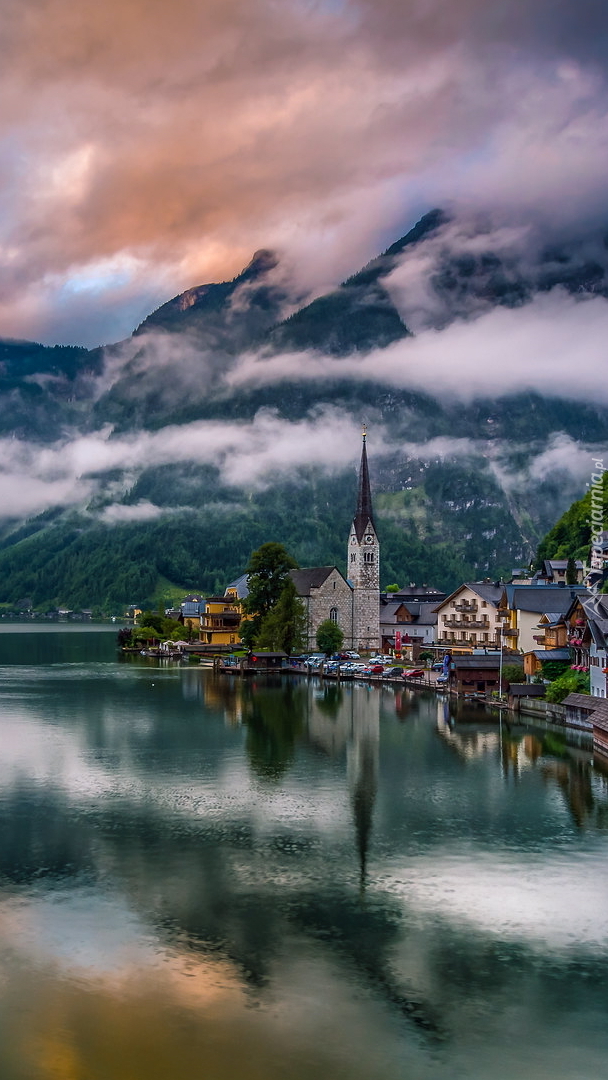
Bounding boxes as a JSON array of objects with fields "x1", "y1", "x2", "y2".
[{"x1": 435, "y1": 583, "x2": 503, "y2": 650}]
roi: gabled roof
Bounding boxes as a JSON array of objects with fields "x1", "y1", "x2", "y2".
[
  {"x1": 509, "y1": 684, "x2": 546, "y2": 698},
  {"x1": 562, "y1": 693, "x2": 597, "y2": 711},
  {"x1": 389, "y1": 586, "x2": 445, "y2": 600},
  {"x1": 539, "y1": 612, "x2": 565, "y2": 625},
  {"x1": 225, "y1": 574, "x2": 249, "y2": 599},
  {"x1": 381, "y1": 600, "x2": 439, "y2": 624},
  {"x1": 289, "y1": 566, "x2": 350, "y2": 596},
  {"x1": 379, "y1": 601, "x2": 403, "y2": 622},
  {"x1": 451, "y1": 656, "x2": 501, "y2": 669},
  {"x1": 416, "y1": 602, "x2": 440, "y2": 623},
  {"x1": 530, "y1": 648, "x2": 570, "y2": 660},
  {"x1": 504, "y1": 584, "x2": 587, "y2": 614},
  {"x1": 436, "y1": 582, "x2": 503, "y2": 610}
]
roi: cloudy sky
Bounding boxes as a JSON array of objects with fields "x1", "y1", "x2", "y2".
[{"x1": 2, "y1": 0, "x2": 608, "y2": 347}]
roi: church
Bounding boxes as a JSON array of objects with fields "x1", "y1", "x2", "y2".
[{"x1": 289, "y1": 432, "x2": 380, "y2": 652}]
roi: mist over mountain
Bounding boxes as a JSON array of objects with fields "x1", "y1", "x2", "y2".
[{"x1": 0, "y1": 208, "x2": 606, "y2": 611}]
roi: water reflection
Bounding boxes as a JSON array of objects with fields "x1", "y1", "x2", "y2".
[
  {"x1": 2, "y1": 644, "x2": 608, "y2": 1078},
  {"x1": 242, "y1": 679, "x2": 306, "y2": 780}
]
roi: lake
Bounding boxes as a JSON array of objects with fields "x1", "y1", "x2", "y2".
[{"x1": 1, "y1": 626, "x2": 608, "y2": 1079}]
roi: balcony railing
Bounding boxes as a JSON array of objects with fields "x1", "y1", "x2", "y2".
[
  {"x1": 454, "y1": 602, "x2": 478, "y2": 612},
  {"x1": 502, "y1": 627, "x2": 519, "y2": 637},
  {"x1": 443, "y1": 618, "x2": 491, "y2": 629}
]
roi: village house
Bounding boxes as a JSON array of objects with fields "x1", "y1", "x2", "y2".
[
  {"x1": 499, "y1": 583, "x2": 587, "y2": 655},
  {"x1": 523, "y1": 610, "x2": 571, "y2": 678},
  {"x1": 380, "y1": 596, "x2": 439, "y2": 655},
  {"x1": 448, "y1": 655, "x2": 501, "y2": 696},
  {"x1": 199, "y1": 594, "x2": 242, "y2": 647},
  {"x1": 582, "y1": 594, "x2": 608, "y2": 699},
  {"x1": 533, "y1": 559, "x2": 585, "y2": 585},
  {"x1": 434, "y1": 582, "x2": 503, "y2": 650},
  {"x1": 180, "y1": 593, "x2": 205, "y2": 633}
]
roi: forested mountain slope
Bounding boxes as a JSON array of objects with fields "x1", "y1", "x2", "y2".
[{"x1": 0, "y1": 209, "x2": 607, "y2": 611}]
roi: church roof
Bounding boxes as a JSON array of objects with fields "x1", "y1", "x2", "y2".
[
  {"x1": 352, "y1": 433, "x2": 375, "y2": 542},
  {"x1": 289, "y1": 567, "x2": 350, "y2": 596}
]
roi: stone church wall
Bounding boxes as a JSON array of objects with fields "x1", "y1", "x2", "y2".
[{"x1": 305, "y1": 569, "x2": 354, "y2": 649}]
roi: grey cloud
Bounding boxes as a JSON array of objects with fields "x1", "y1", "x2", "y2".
[
  {"x1": 225, "y1": 288, "x2": 608, "y2": 405},
  {"x1": 2, "y1": 1, "x2": 608, "y2": 344},
  {"x1": 0, "y1": 407, "x2": 595, "y2": 525}
]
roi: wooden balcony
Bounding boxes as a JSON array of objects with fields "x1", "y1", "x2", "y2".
[{"x1": 443, "y1": 618, "x2": 491, "y2": 629}]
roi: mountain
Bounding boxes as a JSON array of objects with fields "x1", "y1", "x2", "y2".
[
  {"x1": 0, "y1": 209, "x2": 607, "y2": 612},
  {"x1": 536, "y1": 471, "x2": 608, "y2": 567}
]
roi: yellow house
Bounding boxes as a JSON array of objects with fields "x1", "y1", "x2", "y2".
[{"x1": 199, "y1": 593, "x2": 243, "y2": 647}]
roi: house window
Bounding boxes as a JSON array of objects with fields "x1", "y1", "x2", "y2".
[
  {"x1": 364, "y1": 552, "x2": 374, "y2": 564},
  {"x1": 330, "y1": 608, "x2": 338, "y2": 624}
]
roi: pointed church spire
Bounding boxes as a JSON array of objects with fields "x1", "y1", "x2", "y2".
[{"x1": 353, "y1": 428, "x2": 374, "y2": 542}]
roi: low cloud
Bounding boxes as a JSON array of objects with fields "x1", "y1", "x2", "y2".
[
  {"x1": 99, "y1": 500, "x2": 165, "y2": 524},
  {"x1": 0, "y1": 409, "x2": 374, "y2": 521},
  {"x1": 0, "y1": 408, "x2": 596, "y2": 525},
  {"x1": 226, "y1": 288, "x2": 608, "y2": 405}
]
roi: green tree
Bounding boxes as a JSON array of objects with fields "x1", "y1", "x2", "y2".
[
  {"x1": 541, "y1": 658, "x2": 571, "y2": 682},
  {"x1": 241, "y1": 542, "x2": 298, "y2": 648},
  {"x1": 133, "y1": 625, "x2": 160, "y2": 643},
  {"x1": 385, "y1": 583, "x2": 400, "y2": 592},
  {"x1": 566, "y1": 557, "x2": 578, "y2": 585},
  {"x1": 256, "y1": 578, "x2": 307, "y2": 654},
  {"x1": 545, "y1": 670, "x2": 590, "y2": 703},
  {"x1": 316, "y1": 619, "x2": 344, "y2": 657},
  {"x1": 501, "y1": 663, "x2": 525, "y2": 686}
]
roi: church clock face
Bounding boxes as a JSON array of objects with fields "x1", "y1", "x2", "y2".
[{"x1": 365, "y1": 534, "x2": 374, "y2": 543}]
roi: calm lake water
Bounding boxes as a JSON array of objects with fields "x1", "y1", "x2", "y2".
[{"x1": 1, "y1": 626, "x2": 608, "y2": 1080}]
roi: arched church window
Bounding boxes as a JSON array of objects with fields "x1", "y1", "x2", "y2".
[
  {"x1": 350, "y1": 553, "x2": 356, "y2": 563},
  {"x1": 330, "y1": 608, "x2": 338, "y2": 624},
  {"x1": 364, "y1": 551, "x2": 374, "y2": 564}
]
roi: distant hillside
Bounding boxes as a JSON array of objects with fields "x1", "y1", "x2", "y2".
[
  {"x1": 1, "y1": 208, "x2": 608, "y2": 610},
  {"x1": 536, "y1": 471, "x2": 608, "y2": 566}
]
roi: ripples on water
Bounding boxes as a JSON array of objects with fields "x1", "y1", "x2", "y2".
[{"x1": 1, "y1": 628, "x2": 608, "y2": 1079}]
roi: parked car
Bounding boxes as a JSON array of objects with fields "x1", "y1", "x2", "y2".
[
  {"x1": 431, "y1": 661, "x2": 444, "y2": 671},
  {"x1": 436, "y1": 674, "x2": 449, "y2": 685},
  {"x1": 403, "y1": 668, "x2": 425, "y2": 679},
  {"x1": 383, "y1": 667, "x2": 403, "y2": 678}
]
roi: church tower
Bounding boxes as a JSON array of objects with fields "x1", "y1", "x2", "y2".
[{"x1": 347, "y1": 430, "x2": 380, "y2": 652}]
